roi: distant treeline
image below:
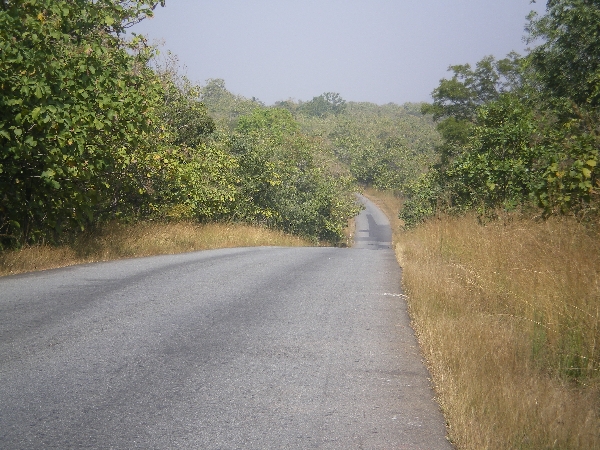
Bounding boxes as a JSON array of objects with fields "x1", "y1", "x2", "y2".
[
  {"x1": 4, "y1": 1, "x2": 593, "y2": 248},
  {"x1": 401, "y1": 0, "x2": 599, "y2": 226},
  {"x1": 0, "y1": 0, "x2": 439, "y2": 249}
]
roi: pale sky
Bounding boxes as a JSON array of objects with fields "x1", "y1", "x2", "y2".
[{"x1": 130, "y1": 0, "x2": 547, "y2": 105}]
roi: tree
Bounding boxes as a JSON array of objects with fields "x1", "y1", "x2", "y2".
[
  {"x1": 527, "y1": 0, "x2": 600, "y2": 108},
  {"x1": 153, "y1": 53, "x2": 215, "y2": 149},
  {"x1": 526, "y1": 0, "x2": 600, "y2": 214},
  {"x1": 443, "y1": 94, "x2": 538, "y2": 213},
  {"x1": 404, "y1": 1, "x2": 599, "y2": 225},
  {"x1": 422, "y1": 54, "x2": 522, "y2": 123},
  {"x1": 421, "y1": 54, "x2": 523, "y2": 167},
  {"x1": 328, "y1": 102, "x2": 439, "y2": 192},
  {"x1": 0, "y1": 0, "x2": 165, "y2": 247},
  {"x1": 232, "y1": 107, "x2": 359, "y2": 243},
  {"x1": 199, "y1": 78, "x2": 261, "y2": 130},
  {"x1": 299, "y1": 92, "x2": 347, "y2": 118}
]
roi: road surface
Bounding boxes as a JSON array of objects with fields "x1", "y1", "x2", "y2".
[{"x1": 0, "y1": 196, "x2": 451, "y2": 449}]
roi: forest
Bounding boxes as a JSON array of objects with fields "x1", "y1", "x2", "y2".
[
  {"x1": 2, "y1": 1, "x2": 597, "y2": 248},
  {"x1": 0, "y1": 0, "x2": 439, "y2": 248},
  {"x1": 401, "y1": 1, "x2": 599, "y2": 225},
  {"x1": 5, "y1": 0, "x2": 596, "y2": 246}
]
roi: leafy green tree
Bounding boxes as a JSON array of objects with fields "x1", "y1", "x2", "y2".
[
  {"x1": 399, "y1": 171, "x2": 443, "y2": 228},
  {"x1": 410, "y1": 56, "x2": 539, "y2": 223},
  {"x1": 444, "y1": 94, "x2": 538, "y2": 213},
  {"x1": 124, "y1": 57, "x2": 238, "y2": 223},
  {"x1": 0, "y1": 0, "x2": 164, "y2": 247},
  {"x1": 422, "y1": 54, "x2": 522, "y2": 123},
  {"x1": 527, "y1": 0, "x2": 600, "y2": 108},
  {"x1": 232, "y1": 107, "x2": 359, "y2": 243},
  {"x1": 154, "y1": 56, "x2": 215, "y2": 149},
  {"x1": 533, "y1": 126, "x2": 598, "y2": 214},
  {"x1": 421, "y1": 54, "x2": 523, "y2": 166},
  {"x1": 299, "y1": 92, "x2": 347, "y2": 118},
  {"x1": 236, "y1": 107, "x2": 299, "y2": 142},
  {"x1": 132, "y1": 141, "x2": 238, "y2": 221},
  {"x1": 405, "y1": 1, "x2": 599, "y2": 226},
  {"x1": 525, "y1": 0, "x2": 600, "y2": 214}
]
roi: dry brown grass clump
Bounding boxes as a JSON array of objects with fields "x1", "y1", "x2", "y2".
[
  {"x1": 396, "y1": 214, "x2": 600, "y2": 449},
  {"x1": 0, "y1": 221, "x2": 311, "y2": 276},
  {"x1": 364, "y1": 188, "x2": 599, "y2": 448}
]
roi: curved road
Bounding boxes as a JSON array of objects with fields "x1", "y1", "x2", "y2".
[{"x1": 0, "y1": 196, "x2": 451, "y2": 449}]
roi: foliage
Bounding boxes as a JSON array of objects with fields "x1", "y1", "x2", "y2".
[
  {"x1": 0, "y1": 0, "x2": 164, "y2": 247},
  {"x1": 0, "y1": 1, "x2": 448, "y2": 248},
  {"x1": 443, "y1": 94, "x2": 538, "y2": 214},
  {"x1": 128, "y1": 57, "x2": 239, "y2": 222},
  {"x1": 532, "y1": 109, "x2": 599, "y2": 215},
  {"x1": 527, "y1": 0, "x2": 600, "y2": 108},
  {"x1": 402, "y1": 0, "x2": 600, "y2": 226},
  {"x1": 231, "y1": 107, "x2": 360, "y2": 243},
  {"x1": 298, "y1": 92, "x2": 347, "y2": 118},
  {"x1": 170, "y1": 79, "x2": 364, "y2": 244},
  {"x1": 398, "y1": 171, "x2": 442, "y2": 228},
  {"x1": 421, "y1": 54, "x2": 522, "y2": 166},
  {"x1": 422, "y1": 53, "x2": 522, "y2": 123},
  {"x1": 295, "y1": 101, "x2": 440, "y2": 192},
  {"x1": 154, "y1": 54, "x2": 215, "y2": 149},
  {"x1": 525, "y1": 0, "x2": 600, "y2": 215},
  {"x1": 0, "y1": 1, "x2": 241, "y2": 247},
  {"x1": 199, "y1": 78, "x2": 263, "y2": 130}
]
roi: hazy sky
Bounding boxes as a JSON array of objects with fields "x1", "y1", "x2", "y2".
[{"x1": 131, "y1": 1, "x2": 547, "y2": 105}]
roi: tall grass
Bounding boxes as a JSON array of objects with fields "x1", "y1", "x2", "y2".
[
  {"x1": 0, "y1": 221, "x2": 310, "y2": 276},
  {"x1": 365, "y1": 188, "x2": 600, "y2": 448}
]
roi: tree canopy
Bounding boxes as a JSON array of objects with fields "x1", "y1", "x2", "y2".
[
  {"x1": 0, "y1": 6, "x2": 366, "y2": 247},
  {"x1": 401, "y1": 0, "x2": 599, "y2": 227},
  {"x1": 0, "y1": 0, "x2": 165, "y2": 245},
  {"x1": 299, "y1": 92, "x2": 347, "y2": 118}
]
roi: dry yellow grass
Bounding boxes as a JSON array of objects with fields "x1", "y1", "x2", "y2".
[
  {"x1": 0, "y1": 221, "x2": 311, "y2": 277},
  {"x1": 367, "y1": 188, "x2": 600, "y2": 449}
]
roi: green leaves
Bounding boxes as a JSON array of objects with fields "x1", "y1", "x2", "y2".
[
  {"x1": 236, "y1": 108, "x2": 299, "y2": 145},
  {"x1": 0, "y1": 0, "x2": 165, "y2": 246},
  {"x1": 423, "y1": 53, "x2": 523, "y2": 123},
  {"x1": 231, "y1": 106, "x2": 360, "y2": 243},
  {"x1": 528, "y1": 0, "x2": 600, "y2": 107},
  {"x1": 298, "y1": 92, "x2": 347, "y2": 118},
  {"x1": 329, "y1": 102, "x2": 439, "y2": 192},
  {"x1": 30, "y1": 106, "x2": 41, "y2": 120},
  {"x1": 406, "y1": 1, "x2": 600, "y2": 225}
]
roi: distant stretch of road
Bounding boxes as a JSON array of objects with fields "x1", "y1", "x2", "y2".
[{"x1": 0, "y1": 195, "x2": 451, "y2": 449}]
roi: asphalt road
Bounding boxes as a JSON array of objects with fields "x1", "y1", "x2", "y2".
[{"x1": 0, "y1": 196, "x2": 451, "y2": 449}]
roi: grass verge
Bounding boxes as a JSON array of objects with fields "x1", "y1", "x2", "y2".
[
  {"x1": 366, "y1": 188, "x2": 600, "y2": 449},
  {"x1": 0, "y1": 221, "x2": 311, "y2": 277}
]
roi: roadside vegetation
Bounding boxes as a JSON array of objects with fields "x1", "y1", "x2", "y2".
[
  {"x1": 380, "y1": 0, "x2": 600, "y2": 448},
  {"x1": 400, "y1": 1, "x2": 599, "y2": 227},
  {"x1": 369, "y1": 188, "x2": 599, "y2": 448},
  {"x1": 0, "y1": 221, "x2": 310, "y2": 276},
  {"x1": 397, "y1": 212, "x2": 599, "y2": 449},
  {"x1": 0, "y1": 0, "x2": 436, "y2": 271},
  {"x1": 0, "y1": 0, "x2": 360, "y2": 252}
]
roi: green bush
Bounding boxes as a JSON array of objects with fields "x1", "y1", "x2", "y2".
[{"x1": 0, "y1": 0, "x2": 164, "y2": 247}]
